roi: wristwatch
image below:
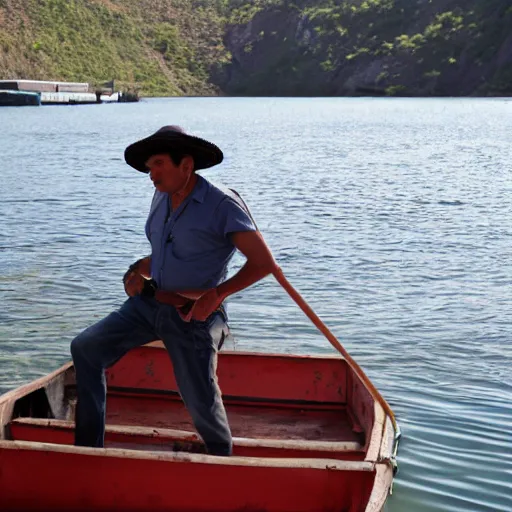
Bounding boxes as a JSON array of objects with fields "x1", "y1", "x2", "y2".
[{"x1": 141, "y1": 278, "x2": 158, "y2": 297}]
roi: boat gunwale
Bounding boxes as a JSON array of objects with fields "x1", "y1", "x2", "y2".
[
  {"x1": 0, "y1": 439, "x2": 377, "y2": 472},
  {"x1": 363, "y1": 462, "x2": 394, "y2": 512},
  {"x1": 0, "y1": 362, "x2": 73, "y2": 405},
  {"x1": 0, "y1": 363, "x2": 73, "y2": 440},
  {"x1": 145, "y1": 342, "x2": 348, "y2": 361}
]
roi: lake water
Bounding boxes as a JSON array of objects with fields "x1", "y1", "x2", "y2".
[{"x1": 1, "y1": 97, "x2": 511, "y2": 511}]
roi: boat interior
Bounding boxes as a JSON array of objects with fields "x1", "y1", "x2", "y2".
[{"x1": 4, "y1": 344, "x2": 376, "y2": 462}]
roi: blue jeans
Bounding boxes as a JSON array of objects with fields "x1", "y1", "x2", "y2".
[{"x1": 70, "y1": 294, "x2": 232, "y2": 456}]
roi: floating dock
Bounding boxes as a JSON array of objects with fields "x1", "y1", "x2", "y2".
[
  {"x1": 40, "y1": 91, "x2": 99, "y2": 105},
  {"x1": 0, "y1": 90, "x2": 41, "y2": 107},
  {"x1": 0, "y1": 79, "x2": 138, "y2": 106}
]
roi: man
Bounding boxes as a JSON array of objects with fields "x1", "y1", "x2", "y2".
[{"x1": 70, "y1": 125, "x2": 277, "y2": 456}]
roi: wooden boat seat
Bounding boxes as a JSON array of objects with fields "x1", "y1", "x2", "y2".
[{"x1": 9, "y1": 417, "x2": 364, "y2": 460}]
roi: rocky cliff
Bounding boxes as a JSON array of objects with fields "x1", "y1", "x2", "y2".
[{"x1": 216, "y1": 0, "x2": 512, "y2": 96}]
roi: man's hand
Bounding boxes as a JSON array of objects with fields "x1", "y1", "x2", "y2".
[
  {"x1": 180, "y1": 288, "x2": 224, "y2": 322},
  {"x1": 124, "y1": 271, "x2": 146, "y2": 297},
  {"x1": 123, "y1": 256, "x2": 152, "y2": 297},
  {"x1": 178, "y1": 231, "x2": 277, "y2": 321}
]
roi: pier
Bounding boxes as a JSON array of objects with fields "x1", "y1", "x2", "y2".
[{"x1": 0, "y1": 80, "x2": 138, "y2": 106}]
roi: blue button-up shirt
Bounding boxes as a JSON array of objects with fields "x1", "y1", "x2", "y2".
[{"x1": 145, "y1": 175, "x2": 256, "y2": 291}]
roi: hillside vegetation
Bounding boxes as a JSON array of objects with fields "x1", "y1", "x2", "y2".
[
  {"x1": 218, "y1": 0, "x2": 512, "y2": 96},
  {"x1": 0, "y1": 0, "x2": 227, "y2": 95},
  {"x1": 0, "y1": 0, "x2": 510, "y2": 96}
]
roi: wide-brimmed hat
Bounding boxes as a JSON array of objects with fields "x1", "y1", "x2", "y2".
[{"x1": 124, "y1": 125, "x2": 223, "y2": 173}]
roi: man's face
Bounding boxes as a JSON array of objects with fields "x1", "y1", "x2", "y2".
[{"x1": 144, "y1": 153, "x2": 193, "y2": 194}]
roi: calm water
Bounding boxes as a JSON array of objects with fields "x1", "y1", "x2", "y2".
[{"x1": 1, "y1": 98, "x2": 511, "y2": 511}]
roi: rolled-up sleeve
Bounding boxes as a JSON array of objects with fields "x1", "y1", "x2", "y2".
[{"x1": 214, "y1": 197, "x2": 257, "y2": 239}]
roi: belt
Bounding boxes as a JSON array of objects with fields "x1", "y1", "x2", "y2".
[
  {"x1": 141, "y1": 280, "x2": 191, "y2": 307},
  {"x1": 143, "y1": 280, "x2": 226, "y2": 320}
]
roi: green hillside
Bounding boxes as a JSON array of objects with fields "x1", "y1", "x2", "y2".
[{"x1": 0, "y1": 0, "x2": 227, "y2": 95}]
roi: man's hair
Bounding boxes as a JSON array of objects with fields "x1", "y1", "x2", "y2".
[{"x1": 168, "y1": 151, "x2": 194, "y2": 170}]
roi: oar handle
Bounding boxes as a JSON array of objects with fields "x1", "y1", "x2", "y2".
[{"x1": 272, "y1": 267, "x2": 398, "y2": 433}]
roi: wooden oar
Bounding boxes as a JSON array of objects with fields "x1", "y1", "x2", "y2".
[
  {"x1": 230, "y1": 192, "x2": 399, "y2": 437},
  {"x1": 273, "y1": 267, "x2": 399, "y2": 434}
]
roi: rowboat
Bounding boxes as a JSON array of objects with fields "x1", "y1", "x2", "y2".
[
  {"x1": 0, "y1": 342, "x2": 398, "y2": 511},
  {"x1": 0, "y1": 271, "x2": 399, "y2": 511}
]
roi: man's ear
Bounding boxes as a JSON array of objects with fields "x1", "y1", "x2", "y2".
[{"x1": 181, "y1": 155, "x2": 195, "y2": 174}]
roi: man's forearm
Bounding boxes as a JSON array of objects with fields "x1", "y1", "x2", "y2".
[{"x1": 216, "y1": 259, "x2": 277, "y2": 300}]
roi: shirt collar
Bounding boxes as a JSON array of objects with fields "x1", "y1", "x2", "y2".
[{"x1": 189, "y1": 174, "x2": 207, "y2": 204}]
